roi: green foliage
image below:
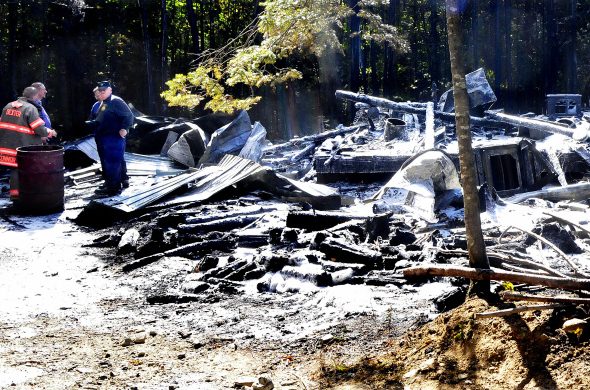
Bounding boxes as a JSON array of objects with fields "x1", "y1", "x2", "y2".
[
  {"x1": 161, "y1": 0, "x2": 406, "y2": 113},
  {"x1": 4, "y1": 0, "x2": 588, "y2": 135},
  {"x1": 452, "y1": 319, "x2": 474, "y2": 342}
]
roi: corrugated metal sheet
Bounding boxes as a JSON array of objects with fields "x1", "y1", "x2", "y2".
[
  {"x1": 93, "y1": 166, "x2": 219, "y2": 212},
  {"x1": 65, "y1": 135, "x2": 100, "y2": 162},
  {"x1": 89, "y1": 154, "x2": 341, "y2": 213},
  {"x1": 164, "y1": 154, "x2": 268, "y2": 206},
  {"x1": 65, "y1": 135, "x2": 185, "y2": 176}
]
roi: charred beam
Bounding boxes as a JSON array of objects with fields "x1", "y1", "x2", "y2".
[
  {"x1": 178, "y1": 216, "x2": 260, "y2": 234},
  {"x1": 485, "y1": 110, "x2": 590, "y2": 141},
  {"x1": 263, "y1": 124, "x2": 363, "y2": 154},
  {"x1": 506, "y1": 182, "x2": 590, "y2": 204},
  {"x1": 335, "y1": 90, "x2": 503, "y2": 128},
  {"x1": 122, "y1": 237, "x2": 236, "y2": 272},
  {"x1": 287, "y1": 210, "x2": 377, "y2": 231},
  {"x1": 317, "y1": 238, "x2": 382, "y2": 268}
]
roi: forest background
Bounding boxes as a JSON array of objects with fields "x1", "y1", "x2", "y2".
[{"x1": 0, "y1": 0, "x2": 588, "y2": 141}]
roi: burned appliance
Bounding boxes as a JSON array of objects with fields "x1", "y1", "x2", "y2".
[
  {"x1": 473, "y1": 138, "x2": 556, "y2": 197},
  {"x1": 546, "y1": 94, "x2": 582, "y2": 119}
]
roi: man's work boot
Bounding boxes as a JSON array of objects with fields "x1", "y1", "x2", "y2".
[{"x1": 95, "y1": 185, "x2": 121, "y2": 197}]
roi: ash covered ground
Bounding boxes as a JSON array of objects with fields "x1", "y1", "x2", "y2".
[{"x1": 0, "y1": 180, "x2": 452, "y2": 390}]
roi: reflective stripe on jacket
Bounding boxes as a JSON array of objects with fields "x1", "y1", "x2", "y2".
[{"x1": 0, "y1": 98, "x2": 50, "y2": 168}]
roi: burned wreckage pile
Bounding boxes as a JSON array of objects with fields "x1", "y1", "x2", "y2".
[{"x1": 62, "y1": 68, "x2": 590, "y2": 311}]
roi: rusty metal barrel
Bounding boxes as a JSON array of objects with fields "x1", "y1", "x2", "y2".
[{"x1": 16, "y1": 145, "x2": 64, "y2": 214}]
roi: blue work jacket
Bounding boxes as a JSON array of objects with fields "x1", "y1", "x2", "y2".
[{"x1": 95, "y1": 94, "x2": 134, "y2": 137}]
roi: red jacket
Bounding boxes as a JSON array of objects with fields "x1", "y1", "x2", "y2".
[{"x1": 0, "y1": 98, "x2": 51, "y2": 168}]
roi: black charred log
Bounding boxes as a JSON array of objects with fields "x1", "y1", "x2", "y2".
[
  {"x1": 362, "y1": 270, "x2": 406, "y2": 286},
  {"x1": 286, "y1": 210, "x2": 364, "y2": 231},
  {"x1": 317, "y1": 238, "x2": 382, "y2": 268},
  {"x1": 178, "y1": 216, "x2": 259, "y2": 234},
  {"x1": 122, "y1": 237, "x2": 236, "y2": 272}
]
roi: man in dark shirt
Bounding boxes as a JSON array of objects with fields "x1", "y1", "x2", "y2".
[
  {"x1": 31, "y1": 82, "x2": 58, "y2": 145},
  {"x1": 30, "y1": 82, "x2": 52, "y2": 130},
  {"x1": 93, "y1": 81, "x2": 134, "y2": 196},
  {"x1": 89, "y1": 87, "x2": 101, "y2": 120}
]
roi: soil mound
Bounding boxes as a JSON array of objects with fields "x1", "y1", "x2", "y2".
[{"x1": 320, "y1": 297, "x2": 590, "y2": 389}]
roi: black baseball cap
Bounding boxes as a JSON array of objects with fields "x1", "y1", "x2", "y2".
[{"x1": 96, "y1": 81, "x2": 111, "y2": 90}]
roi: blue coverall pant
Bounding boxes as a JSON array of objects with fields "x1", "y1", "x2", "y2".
[{"x1": 96, "y1": 134, "x2": 127, "y2": 191}]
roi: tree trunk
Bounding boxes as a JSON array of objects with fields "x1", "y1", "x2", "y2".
[
  {"x1": 348, "y1": 0, "x2": 361, "y2": 93},
  {"x1": 370, "y1": 39, "x2": 379, "y2": 94},
  {"x1": 138, "y1": 0, "x2": 155, "y2": 113},
  {"x1": 186, "y1": 0, "x2": 200, "y2": 55},
  {"x1": 208, "y1": 0, "x2": 218, "y2": 49},
  {"x1": 409, "y1": 0, "x2": 418, "y2": 84},
  {"x1": 493, "y1": 0, "x2": 503, "y2": 93},
  {"x1": 445, "y1": 0, "x2": 490, "y2": 294},
  {"x1": 198, "y1": 1, "x2": 205, "y2": 51},
  {"x1": 567, "y1": 0, "x2": 577, "y2": 92},
  {"x1": 7, "y1": 1, "x2": 18, "y2": 99},
  {"x1": 543, "y1": 0, "x2": 558, "y2": 94},
  {"x1": 384, "y1": 0, "x2": 400, "y2": 97},
  {"x1": 504, "y1": 0, "x2": 512, "y2": 109},
  {"x1": 160, "y1": 0, "x2": 169, "y2": 112},
  {"x1": 319, "y1": 46, "x2": 341, "y2": 120},
  {"x1": 40, "y1": 0, "x2": 49, "y2": 82},
  {"x1": 471, "y1": 0, "x2": 479, "y2": 68},
  {"x1": 429, "y1": 0, "x2": 441, "y2": 87}
]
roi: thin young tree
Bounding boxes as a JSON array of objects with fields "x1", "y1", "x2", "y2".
[
  {"x1": 445, "y1": 0, "x2": 490, "y2": 294},
  {"x1": 138, "y1": 0, "x2": 155, "y2": 113}
]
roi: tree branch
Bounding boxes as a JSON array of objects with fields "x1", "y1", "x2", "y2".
[
  {"x1": 475, "y1": 304, "x2": 566, "y2": 318},
  {"x1": 500, "y1": 291, "x2": 590, "y2": 305},
  {"x1": 403, "y1": 264, "x2": 590, "y2": 291},
  {"x1": 499, "y1": 225, "x2": 590, "y2": 278}
]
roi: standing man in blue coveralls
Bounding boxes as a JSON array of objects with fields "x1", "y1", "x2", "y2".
[
  {"x1": 93, "y1": 81, "x2": 134, "y2": 196},
  {"x1": 88, "y1": 87, "x2": 106, "y2": 181}
]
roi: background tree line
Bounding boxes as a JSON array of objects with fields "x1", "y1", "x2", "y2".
[{"x1": 0, "y1": 0, "x2": 588, "y2": 141}]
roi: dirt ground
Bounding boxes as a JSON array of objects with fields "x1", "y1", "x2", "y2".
[
  {"x1": 0, "y1": 187, "x2": 438, "y2": 390},
  {"x1": 1, "y1": 184, "x2": 590, "y2": 390},
  {"x1": 321, "y1": 297, "x2": 590, "y2": 389}
]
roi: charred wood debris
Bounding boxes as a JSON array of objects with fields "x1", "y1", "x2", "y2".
[{"x1": 63, "y1": 68, "x2": 590, "y2": 314}]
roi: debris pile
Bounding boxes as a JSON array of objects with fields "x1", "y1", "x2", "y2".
[{"x1": 11, "y1": 68, "x2": 589, "y2": 314}]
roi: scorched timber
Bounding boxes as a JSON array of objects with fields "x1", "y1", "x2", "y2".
[
  {"x1": 363, "y1": 270, "x2": 407, "y2": 286},
  {"x1": 314, "y1": 152, "x2": 409, "y2": 183},
  {"x1": 335, "y1": 90, "x2": 504, "y2": 128},
  {"x1": 286, "y1": 210, "x2": 369, "y2": 231},
  {"x1": 225, "y1": 261, "x2": 258, "y2": 281},
  {"x1": 485, "y1": 110, "x2": 590, "y2": 141},
  {"x1": 178, "y1": 216, "x2": 260, "y2": 234},
  {"x1": 184, "y1": 206, "x2": 279, "y2": 224},
  {"x1": 263, "y1": 124, "x2": 363, "y2": 154},
  {"x1": 506, "y1": 182, "x2": 590, "y2": 204},
  {"x1": 318, "y1": 238, "x2": 382, "y2": 268},
  {"x1": 280, "y1": 265, "x2": 332, "y2": 287},
  {"x1": 287, "y1": 210, "x2": 390, "y2": 232},
  {"x1": 122, "y1": 238, "x2": 236, "y2": 272},
  {"x1": 206, "y1": 259, "x2": 250, "y2": 280}
]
